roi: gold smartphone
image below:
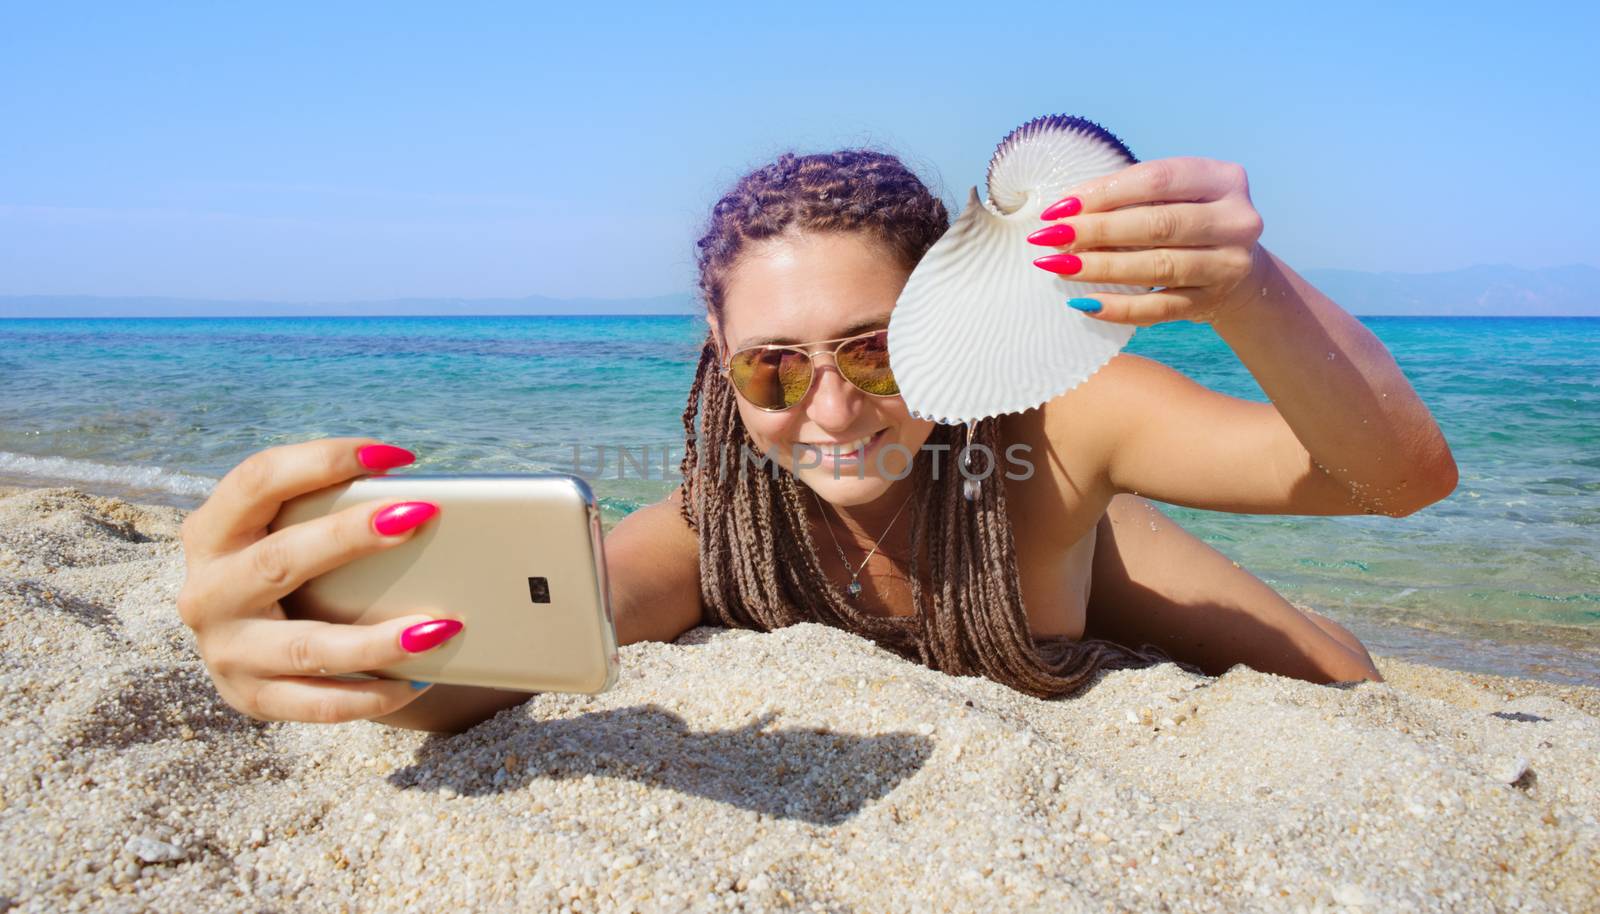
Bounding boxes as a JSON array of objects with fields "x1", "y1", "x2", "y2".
[{"x1": 267, "y1": 473, "x2": 619, "y2": 693}]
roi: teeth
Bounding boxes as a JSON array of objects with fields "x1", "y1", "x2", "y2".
[{"x1": 808, "y1": 430, "x2": 877, "y2": 456}]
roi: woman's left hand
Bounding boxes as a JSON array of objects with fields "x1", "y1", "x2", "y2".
[{"x1": 1028, "y1": 156, "x2": 1266, "y2": 326}]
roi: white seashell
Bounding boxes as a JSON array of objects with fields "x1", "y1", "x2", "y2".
[{"x1": 889, "y1": 114, "x2": 1147, "y2": 424}]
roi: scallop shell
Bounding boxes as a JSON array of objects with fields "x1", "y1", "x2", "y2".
[{"x1": 888, "y1": 114, "x2": 1146, "y2": 425}]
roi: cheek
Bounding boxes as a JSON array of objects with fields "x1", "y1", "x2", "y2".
[
  {"x1": 735, "y1": 403, "x2": 795, "y2": 453},
  {"x1": 891, "y1": 415, "x2": 937, "y2": 453},
  {"x1": 873, "y1": 395, "x2": 925, "y2": 432},
  {"x1": 881, "y1": 398, "x2": 915, "y2": 425}
]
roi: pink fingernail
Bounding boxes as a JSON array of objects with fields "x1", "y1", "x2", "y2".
[
  {"x1": 1033, "y1": 253, "x2": 1083, "y2": 276},
  {"x1": 372, "y1": 501, "x2": 439, "y2": 536},
  {"x1": 1027, "y1": 224, "x2": 1076, "y2": 246},
  {"x1": 358, "y1": 444, "x2": 415, "y2": 472},
  {"x1": 1040, "y1": 197, "x2": 1082, "y2": 220},
  {"x1": 400, "y1": 619, "x2": 462, "y2": 653}
]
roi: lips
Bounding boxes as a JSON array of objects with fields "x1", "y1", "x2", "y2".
[{"x1": 806, "y1": 428, "x2": 886, "y2": 462}]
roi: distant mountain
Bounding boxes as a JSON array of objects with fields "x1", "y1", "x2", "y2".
[
  {"x1": 0, "y1": 293, "x2": 699, "y2": 318},
  {"x1": 1300, "y1": 264, "x2": 1600, "y2": 317},
  {"x1": 2, "y1": 264, "x2": 1596, "y2": 318}
]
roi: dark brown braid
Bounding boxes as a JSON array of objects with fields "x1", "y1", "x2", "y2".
[{"x1": 678, "y1": 148, "x2": 1198, "y2": 699}]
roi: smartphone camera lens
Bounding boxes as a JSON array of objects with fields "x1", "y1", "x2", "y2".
[{"x1": 527, "y1": 576, "x2": 551, "y2": 604}]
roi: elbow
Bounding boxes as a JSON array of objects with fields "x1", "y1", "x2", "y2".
[
  {"x1": 1433, "y1": 450, "x2": 1460, "y2": 500},
  {"x1": 1386, "y1": 446, "x2": 1459, "y2": 517},
  {"x1": 1418, "y1": 439, "x2": 1460, "y2": 506},
  {"x1": 1325, "y1": 657, "x2": 1385, "y2": 685}
]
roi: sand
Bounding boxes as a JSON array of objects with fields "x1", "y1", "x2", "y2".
[{"x1": 0, "y1": 484, "x2": 1595, "y2": 913}]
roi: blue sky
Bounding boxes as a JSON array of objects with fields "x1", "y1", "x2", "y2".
[{"x1": 1, "y1": 2, "x2": 1595, "y2": 302}]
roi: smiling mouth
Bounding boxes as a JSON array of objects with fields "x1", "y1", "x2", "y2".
[{"x1": 804, "y1": 427, "x2": 887, "y2": 460}]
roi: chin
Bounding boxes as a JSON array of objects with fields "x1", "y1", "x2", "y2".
[
  {"x1": 741, "y1": 414, "x2": 936, "y2": 503},
  {"x1": 799, "y1": 470, "x2": 899, "y2": 506},
  {"x1": 785, "y1": 420, "x2": 932, "y2": 505}
]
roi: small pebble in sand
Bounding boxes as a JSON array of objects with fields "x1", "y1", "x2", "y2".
[
  {"x1": 121, "y1": 835, "x2": 186, "y2": 865},
  {"x1": 1493, "y1": 756, "x2": 1532, "y2": 786}
]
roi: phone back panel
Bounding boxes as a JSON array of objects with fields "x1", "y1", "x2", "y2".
[{"x1": 269, "y1": 474, "x2": 619, "y2": 693}]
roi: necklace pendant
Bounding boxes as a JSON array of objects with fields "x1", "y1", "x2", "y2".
[{"x1": 847, "y1": 580, "x2": 862, "y2": 597}]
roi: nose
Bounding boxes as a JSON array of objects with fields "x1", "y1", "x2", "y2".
[{"x1": 802, "y1": 352, "x2": 864, "y2": 428}]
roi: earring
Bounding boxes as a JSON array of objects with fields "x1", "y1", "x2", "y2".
[{"x1": 961, "y1": 419, "x2": 981, "y2": 501}]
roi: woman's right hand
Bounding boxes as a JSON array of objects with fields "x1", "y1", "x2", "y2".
[{"x1": 176, "y1": 437, "x2": 459, "y2": 723}]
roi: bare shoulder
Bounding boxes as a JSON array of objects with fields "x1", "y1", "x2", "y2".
[
  {"x1": 1000, "y1": 354, "x2": 1159, "y2": 548},
  {"x1": 1020, "y1": 352, "x2": 1162, "y2": 466},
  {"x1": 602, "y1": 485, "x2": 705, "y2": 645},
  {"x1": 609, "y1": 484, "x2": 698, "y2": 544},
  {"x1": 1034, "y1": 353, "x2": 1190, "y2": 462},
  {"x1": 1069, "y1": 351, "x2": 1179, "y2": 402}
]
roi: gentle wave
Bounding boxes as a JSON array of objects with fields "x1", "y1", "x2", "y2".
[
  {"x1": 0, "y1": 450, "x2": 218, "y2": 500},
  {"x1": 0, "y1": 450, "x2": 656, "y2": 523}
]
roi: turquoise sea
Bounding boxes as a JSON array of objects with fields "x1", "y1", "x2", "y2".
[{"x1": 2, "y1": 315, "x2": 1595, "y2": 685}]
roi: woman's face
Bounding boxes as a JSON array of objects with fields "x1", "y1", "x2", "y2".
[{"x1": 709, "y1": 230, "x2": 936, "y2": 508}]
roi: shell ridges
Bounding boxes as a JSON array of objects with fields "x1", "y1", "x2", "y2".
[
  {"x1": 887, "y1": 115, "x2": 1144, "y2": 425},
  {"x1": 987, "y1": 114, "x2": 1138, "y2": 185}
]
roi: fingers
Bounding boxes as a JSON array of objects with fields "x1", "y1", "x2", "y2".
[
  {"x1": 1027, "y1": 158, "x2": 1266, "y2": 327},
  {"x1": 195, "y1": 608, "x2": 460, "y2": 725},
  {"x1": 225, "y1": 613, "x2": 459, "y2": 679},
  {"x1": 1036, "y1": 246, "x2": 1254, "y2": 290},
  {"x1": 183, "y1": 437, "x2": 412, "y2": 559},
  {"x1": 1065, "y1": 288, "x2": 1215, "y2": 327},
  {"x1": 1048, "y1": 157, "x2": 1246, "y2": 213},
  {"x1": 1030, "y1": 202, "x2": 1263, "y2": 251},
  {"x1": 250, "y1": 675, "x2": 433, "y2": 724},
  {"x1": 190, "y1": 496, "x2": 439, "y2": 622}
]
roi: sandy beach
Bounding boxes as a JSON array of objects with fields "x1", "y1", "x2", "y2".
[{"x1": 1, "y1": 483, "x2": 1595, "y2": 913}]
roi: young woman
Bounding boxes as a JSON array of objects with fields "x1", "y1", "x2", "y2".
[{"x1": 176, "y1": 150, "x2": 1457, "y2": 733}]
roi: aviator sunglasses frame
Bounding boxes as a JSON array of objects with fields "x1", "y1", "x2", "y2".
[{"x1": 718, "y1": 327, "x2": 901, "y2": 412}]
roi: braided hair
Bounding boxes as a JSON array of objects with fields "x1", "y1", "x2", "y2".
[{"x1": 678, "y1": 148, "x2": 1189, "y2": 699}]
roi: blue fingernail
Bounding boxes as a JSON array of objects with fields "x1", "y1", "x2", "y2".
[
  {"x1": 1068, "y1": 298, "x2": 1102, "y2": 313},
  {"x1": 410, "y1": 680, "x2": 431, "y2": 690}
]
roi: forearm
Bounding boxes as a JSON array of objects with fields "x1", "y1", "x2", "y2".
[
  {"x1": 371, "y1": 684, "x2": 535, "y2": 734},
  {"x1": 1090, "y1": 497, "x2": 1381, "y2": 684},
  {"x1": 370, "y1": 613, "x2": 652, "y2": 734},
  {"x1": 371, "y1": 572, "x2": 698, "y2": 734},
  {"x1": 1210, "y1": 246, "x2": 1457, "y2": 512}
]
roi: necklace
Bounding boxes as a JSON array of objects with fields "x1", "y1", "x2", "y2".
[{"x1": 810, "y1": 487, "x2": 914, "y2": 599}]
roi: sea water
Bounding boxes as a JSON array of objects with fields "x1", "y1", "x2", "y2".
[{"x1": 2, "y1": 315, "x2": 1594, "y2": 684}]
